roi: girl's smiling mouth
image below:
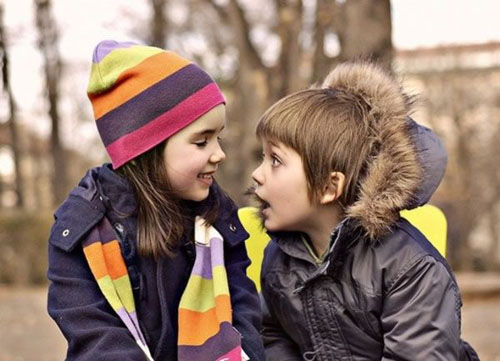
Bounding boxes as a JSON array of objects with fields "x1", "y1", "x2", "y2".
[{"x1": 197, "y1": 171, "x2": 215, "y2": 185}]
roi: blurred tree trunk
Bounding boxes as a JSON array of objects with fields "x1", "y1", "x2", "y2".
[
  {"x1": 29, "y1": 136, "x2": 45, "y2": 210},
  {"x1": 174, "y1": 0, "x2": 394, "y2": 204},
  {"x1": 487, "y1": 207, "x2": 500, "y2": 270},
  {"x1": 149, "y1": 0, "x2": 168, "y2": 48},
  {"x1": 0, "y1": 4, "x2": 24, "y2": 208},
  {"x1": 449, "y1": 109, "x2": 475, "y2": 269},
  {"x1": 424, "y1": 76, "x2": 475, "y2": 270},
  {"x1": 275, "y1": 0, "x2": 303, "y2": 97},
  {"x1": 336, "y1": 0, "x2": 393, "y2": 69},
  {"x1": 485, "y1": 128, "x2": 500, "y2": 270},
  {"x1": 34, "y1": 0, "x2": 67, "y2": 206},
  {"x1": 423, "y1": 71, "x2": 500, "y2": 271},
  {"x1": 204, "y1": 0, "x2": 273, "y2": 203},
  {"x1": 312, "y1": 0, "x2": 336, "y2": 83}
]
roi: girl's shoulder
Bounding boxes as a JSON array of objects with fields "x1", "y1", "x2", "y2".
[{"x1": 48, "y1": 167, "x2": 106, "y2": 253}]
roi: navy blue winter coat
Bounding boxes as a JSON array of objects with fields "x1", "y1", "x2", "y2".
[{"x1": 47, "y1": 164, "x2": 265, "y2": 361}]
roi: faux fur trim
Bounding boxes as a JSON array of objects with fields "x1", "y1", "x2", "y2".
[{"x1": 322, "y1": 62, "x2": 422, "y2": 240}]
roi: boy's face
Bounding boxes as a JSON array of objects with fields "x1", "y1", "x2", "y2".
[
  {"x1": 252, "y1": 139, "x2": 317, "y2": 233},
  {"x1": 163, "y1": 104, "x2": 226, "y2": 201}
]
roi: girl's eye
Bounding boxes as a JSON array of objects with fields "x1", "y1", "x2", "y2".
[
  {"x1": 195, "y1": 138, "x2": 208, "y2": 147},
  {"x1": 217, "y1": 136, "x2": 225, "y2": 146}
]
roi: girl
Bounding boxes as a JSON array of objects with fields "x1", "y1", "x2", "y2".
[
  {"x1": 252, "y1": 62, "x2": 479, "y2": 360},
  {"x1": 47, "y1": 40, "x2": 265, "y2": 361}
]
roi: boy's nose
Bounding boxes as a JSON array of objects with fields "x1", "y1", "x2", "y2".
[{"x1": 251, "y1": 164, "x2": 263, "y2": 186}]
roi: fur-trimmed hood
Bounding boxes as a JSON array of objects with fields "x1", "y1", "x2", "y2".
[{"x1": 322, "y1": 62, "x2": 422, "y2": 240}]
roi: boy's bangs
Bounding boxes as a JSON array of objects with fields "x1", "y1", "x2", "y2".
[
  {"x1": 256, "y1": 114, "x2": 298, "y2": 148},
  {"x1": 255, "y1": 94, "x2": 308, "y2": 150}
]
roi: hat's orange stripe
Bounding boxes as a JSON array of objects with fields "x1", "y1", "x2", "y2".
[{"x1": 90, "y1": 51, "x2": 191, "y2": 119}]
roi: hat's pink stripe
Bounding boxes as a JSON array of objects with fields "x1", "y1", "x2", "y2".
[{"x1": 106, "y1": 82, "x2": 225, "y2": 168}]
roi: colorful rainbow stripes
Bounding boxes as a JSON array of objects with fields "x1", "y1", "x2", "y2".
[
  {"x1": 82, "y1": 216, "x2": 242, "y2": 360},
  {"x1": 82, "y1": 217, "x2": 153, "y2": 360},
  {"x1": 87, "y1": 40, "x2": 225, "y2": 169},
  {"x1": 177, "y1": 217, "x2": 242, "y2": 361}
]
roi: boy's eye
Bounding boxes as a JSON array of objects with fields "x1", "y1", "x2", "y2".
[{"x1": 271, "y1": 155, "x2": 281, "y2": 167}]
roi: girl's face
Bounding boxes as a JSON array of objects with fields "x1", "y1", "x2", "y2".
[
  {"x1": 251, "y1": 139, "x2": 317, "y2": 233},
  {"x1": 163, "y1": 104, "x2": 226, "y2": 201}
]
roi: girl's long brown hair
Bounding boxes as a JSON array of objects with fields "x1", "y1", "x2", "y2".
[{"x1": 118, "y1": 141, "x2": 219, "y2": 260}]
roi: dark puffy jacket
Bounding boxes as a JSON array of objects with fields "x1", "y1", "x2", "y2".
[
  {"x1": 47, "y1": 164, "x2": 265, "y2": 361},
  {"x1": 260, "y1": 115, "x2": 479, "y2": 360},
  {"x1": 261, "y1": 220, "x2": 479, "y2": 361}
]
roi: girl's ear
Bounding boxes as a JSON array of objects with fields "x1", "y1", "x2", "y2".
[{"x1": 320, "y1": 171, "x2": 345, "y2": 204}]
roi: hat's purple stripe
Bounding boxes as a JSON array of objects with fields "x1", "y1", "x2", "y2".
[
  {"x1": 177, "y1": 322, "x2": 241, "y2": 359},
  {"x1": 107, "y1": 83, "x2": 225, "y2": 168},
  {"x1": 92, "y1": 40, "x2": 137, "y2": 63},
  {"x1": 96, "y1": 64, "x2": 214, "y2": 146}
]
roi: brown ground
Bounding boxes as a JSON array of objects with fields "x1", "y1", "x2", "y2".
[{"x1": 0, "y1": 277, "x2": 499, "y2": 361}]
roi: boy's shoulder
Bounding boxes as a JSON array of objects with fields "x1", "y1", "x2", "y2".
[
  {"x1": 367, "y1": 218, "x2": 454, "y2": 288},
  {"x1": 379, "y1": 218, "x2": 446, "y2": 263}
]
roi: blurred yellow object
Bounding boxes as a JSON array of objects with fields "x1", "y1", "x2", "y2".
[
  {"x1": 239, "y1": 204, "x2": 447, "y2": 292},
  {"x1": 238, "y1": 207, "x2": 271, "y2": 292},
  {"x1": 401, "y1": 204, "x2": 447, "y2": 258}
]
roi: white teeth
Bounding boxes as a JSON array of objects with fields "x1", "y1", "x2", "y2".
[{"x1": 198, "y1": 173, "x2": 212, "y2": 179}]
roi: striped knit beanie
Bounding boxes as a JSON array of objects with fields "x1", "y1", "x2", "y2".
[{"x1": 87, "y1": 40, "x2": 226, "y2": 169}]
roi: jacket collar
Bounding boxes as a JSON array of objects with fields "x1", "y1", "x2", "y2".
[
  {"x1": 50, "y1": 164, "x2": 247, "y2": 252},
  {"x1": 272, "y1": 219, "x2": 359, "y2": 269},
  {"x1": 273, "y1": 232, "x2": 320, "y2": 265},
  {"x1": 97, "y1": 164, "x2": 138, "y2": 216}
]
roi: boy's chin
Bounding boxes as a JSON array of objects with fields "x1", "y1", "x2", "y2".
[{"x1": 261, "y1": 218, "x2": 283, "y2": 233}]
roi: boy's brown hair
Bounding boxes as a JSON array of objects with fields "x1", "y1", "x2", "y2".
[{"x1": 256, "y1": 62, "x2": 421, "y2": 238}]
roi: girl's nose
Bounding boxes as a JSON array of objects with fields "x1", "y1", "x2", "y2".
[{"x1": 210, "y1": 142, "x2": 226, "y2": 164}]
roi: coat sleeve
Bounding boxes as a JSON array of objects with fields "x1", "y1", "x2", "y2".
[
  {"x1": 407, "y1": 117, "x2": 448, "y2": 208},
  {"x1": 260, "y1": 291, "x2": 303, "y2": 361},
  {"x1": 224, "y1": 223, "x2": 266, "y2": 361},
  {"x1": 380, "y1": 255, "x2": 462, "y2": 360},
  {"x1": 47, "y1": 237, "x2": 148, "y2": 361}
]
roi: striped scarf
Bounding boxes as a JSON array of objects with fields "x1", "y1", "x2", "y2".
[
  {"x1": 82, "y1": 217, "x2": 153, "y2": 360},
  {"x1": 177, "y1": 217, "x2": 242, "y2": 361},
  {"x1": 82, "y1": 216, "x2": 243, "y2": 361}
]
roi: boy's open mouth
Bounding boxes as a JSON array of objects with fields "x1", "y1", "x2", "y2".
[
  {"x1": 260, "y1": 200, "x2": 270, "y2": 210},
  {"x1": 246, "y1": 185, "x2": 270, "y2": 221},
  {"x1": 254, "y1": 192, "x2": 270, "y2": 215}
]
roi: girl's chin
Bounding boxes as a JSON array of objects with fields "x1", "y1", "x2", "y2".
[{"x1": 179, "y1": 189, "x2": 210, "y2": 202}]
